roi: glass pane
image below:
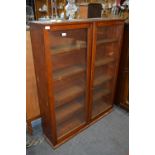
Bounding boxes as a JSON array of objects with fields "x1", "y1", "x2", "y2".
[
  {"x1": 92, "y1": 25, "x2": 122, "y2": 118},
  {"x1": 47, "y1": 28, "x2": 87, "y2": 138}
]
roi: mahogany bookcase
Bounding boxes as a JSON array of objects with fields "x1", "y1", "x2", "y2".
[{"x1": 30, "y1": 18, "x2": 124, "y2": 148}]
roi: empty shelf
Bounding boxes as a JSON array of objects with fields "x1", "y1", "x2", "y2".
[
  {"x1": 53, "y1": 65, "x2": 85, "y2": 81},
  {"x1": 94, "y1": 75, "x2": 112, "y2": 87},
  {"x1": 92, "y1": 100, "x2": 112, "y2": 117},
  {"x1": 96, "y1": 38, "x2": 118, "y2": 45},
  {"x1": 51, "y1": 41, "x2": 86, "y2": 55},
  {"x1": 57, "y1": 113, "x2": 84, "y2": 137},
  {"x1": 55, "y1": 85, "x2": 85, "y2": 105},
  {"x1": 93, "y1": 88, "x2": 111, "y2": 101},
  {"x1": 95, "y1": 57, "x2": 115, "y2": 67},
  {"x1": 56, "y1": 101, "x2": 84, "y2": 124}
]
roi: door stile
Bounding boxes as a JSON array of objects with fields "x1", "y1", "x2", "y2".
[
  {"x1": 86, "y1": 23, "x2": 93, "y2": 123},
  {"x1": 43, "y1": 28, "x2": 58, "y2": 145},
  {"x1": 89, "y1": 22, "x2": 97, "y2": 119}
]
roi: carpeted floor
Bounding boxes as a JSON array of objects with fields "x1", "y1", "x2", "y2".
[{"x1": 26, "y1": 106, "x2": 129, "y2": 155}]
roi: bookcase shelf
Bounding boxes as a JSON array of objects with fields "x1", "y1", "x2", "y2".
[
  {"x1": 95, "y1": 57, "x2": 115, "y2": 67},
  {"x1": 55, "y1": 85, "x2": 85, "y2": 106},
  {"x1": 94, "y1": 75, "x2": 112, "y2": 87},
  {"x1": 93, "y1": 88, "x2": 111, "y2": 101},
  {"x1": 56, "y1": 100, "x2": 84, "y2": 124},
  {"x1": 96, "y1": 38, "x2": 118, "y2": 46},
  {"x1": 57, "y1": 113, "x2": 84, "y2": 137},
  {"x1": 53, "y1": 65, "x2": 85, "y2": 82},
  {"x1": 92, "y1": 99, "x2": 112, "y2": 117},
  {"x1": 51, "y1": 41, "x2": 86, "y2": 55}
]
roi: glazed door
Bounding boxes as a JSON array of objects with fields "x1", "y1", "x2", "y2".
[
  {"x1": 43, "y1": 24, "x2": 91, "y2": 139},
  {"x1": 91, "y1": 23, "x2": 124, "y2": 119}
]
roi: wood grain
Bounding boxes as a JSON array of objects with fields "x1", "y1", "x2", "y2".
[
  {"x1": 115, "y1": 22, "x2": 129, "y2": 110},
  {"x1": 26, "y1": 31, "x2": 40, "y2": 133}
]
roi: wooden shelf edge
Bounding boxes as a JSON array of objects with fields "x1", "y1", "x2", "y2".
[
  {"x1": 52, "y1": 41, "x2": 87, "y2": 55},
  {"x1": 92, "y1": 101, "x2": 112, "y2": 118},
  {"x1": 56, "y1": 102, "x2": 84, "y2": 124},
  {"x1": 96, "y1": 38, "x2": 118, "y2": 45},
  {"x1": 55, "y1": 85, "x2": 85, "y2": 105},
  {"x1": 57, "y1": 113, "x2": 85, "y2": 136},
  {"x1": 53, "y1": 65, "x2": 85, "y2": 82},
  {"x1": 95, "y1": 57, "x2": 115, "y2": 67},
  {"x1": 93, "y1": 89, "x2": 111, "y2": 101},
  {"x1": 94, "y1": 75, "x2": 112, "y2": 87}
]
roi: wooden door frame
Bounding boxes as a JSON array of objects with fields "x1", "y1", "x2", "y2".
[
  {"x1": 43, "y1": 22, "x2": 92, "y2": 144},
  {"x1": 89, "y1": 21, "x2": 125, "y2": 120}
]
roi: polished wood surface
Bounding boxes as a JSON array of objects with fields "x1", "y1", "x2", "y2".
[
  {"x1": 26, "y1": 31, "x2": 40, "y2": 134},
  {"x1": 115, "y1": 22, "x2": 129, "y2": 110},
  {"x1": 44, "y1": 23, "x2": 90, "y2": 140},
  {"x1": 30, "y1": 19, "x2": 124, "y2": 147}
]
